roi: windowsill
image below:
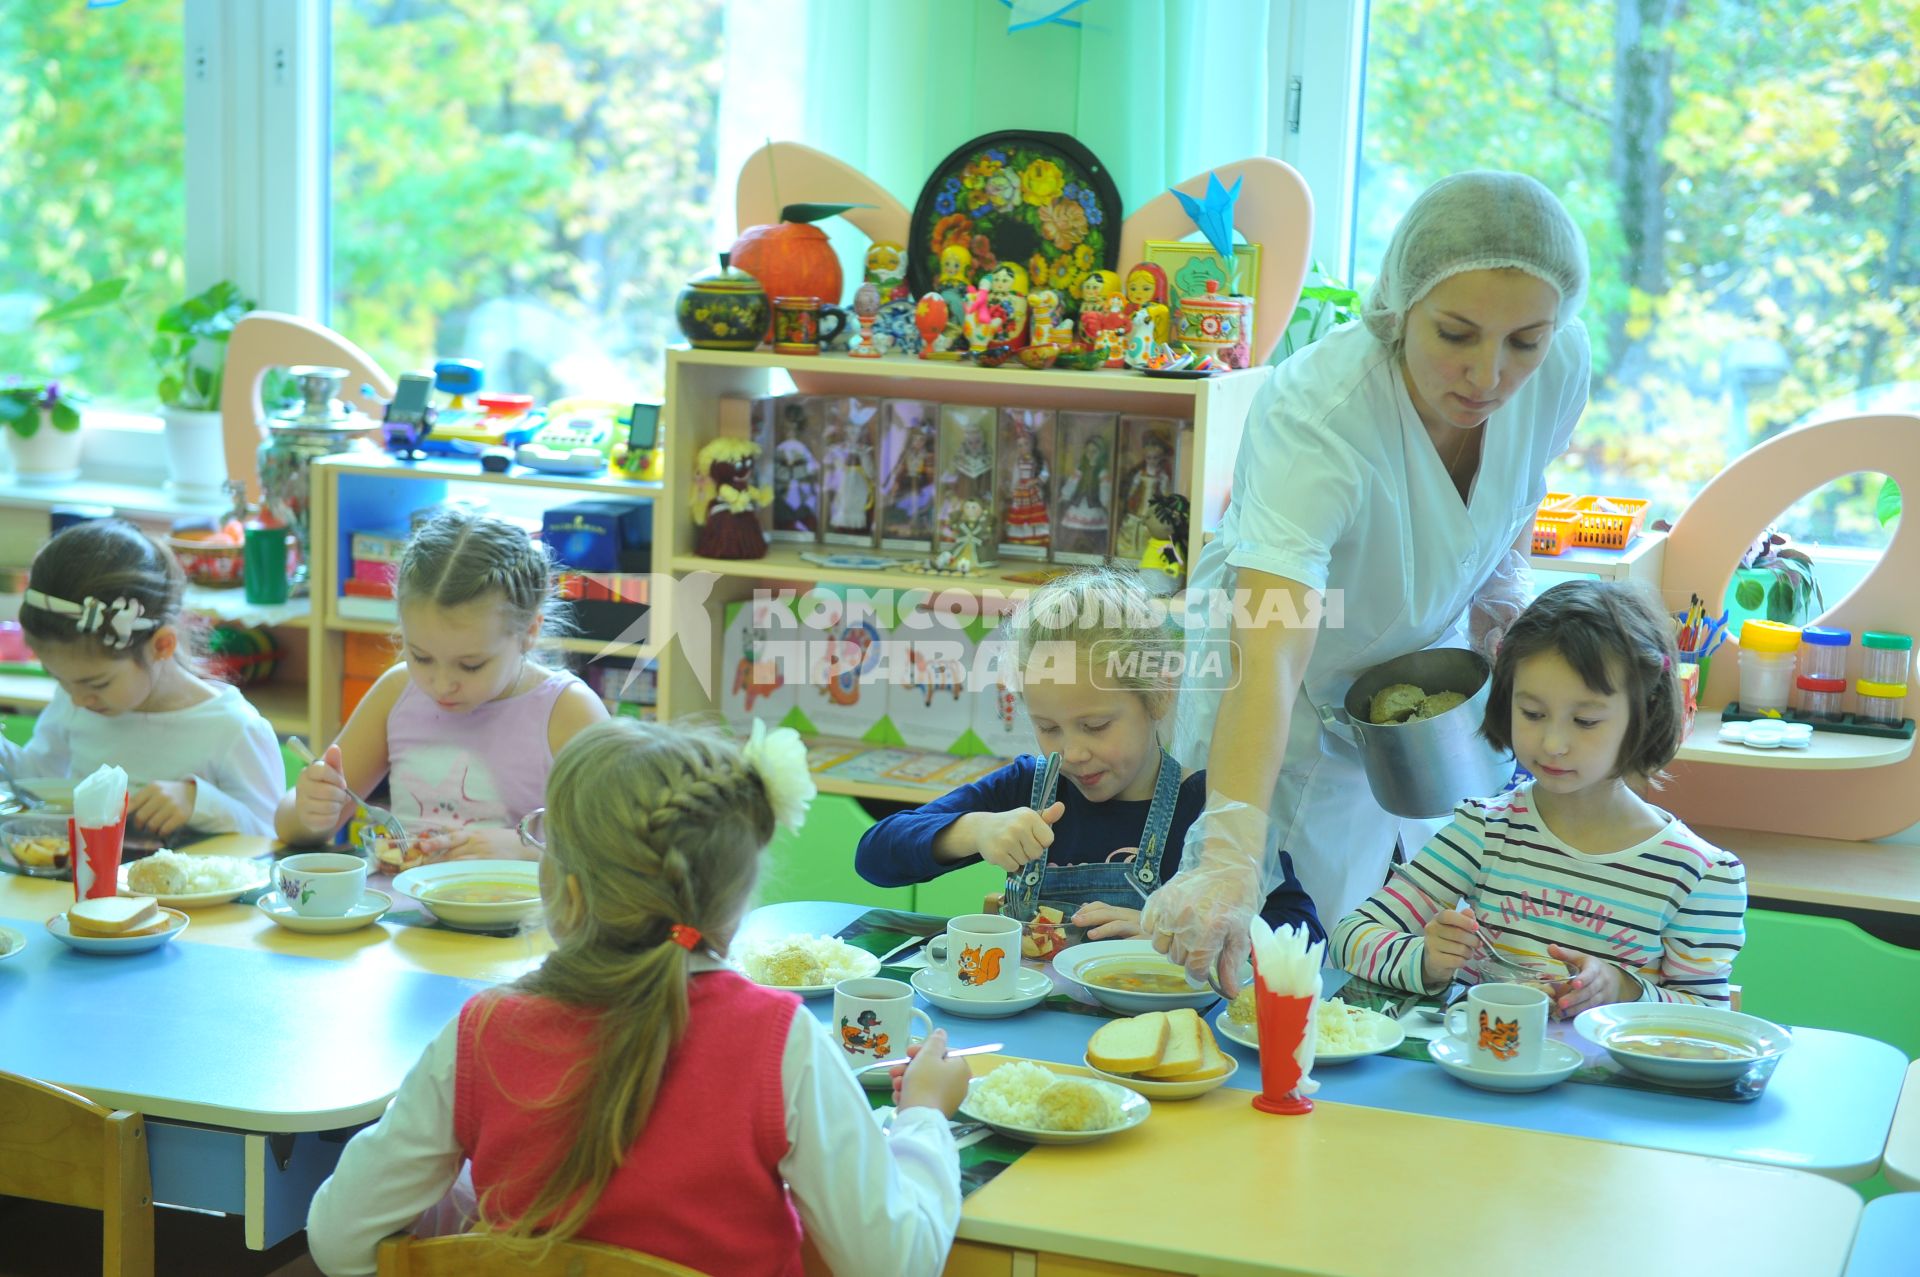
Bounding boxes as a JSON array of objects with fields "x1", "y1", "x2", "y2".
[{"x1": 0, "y1": 407, "x2": 230, "y2": 518}]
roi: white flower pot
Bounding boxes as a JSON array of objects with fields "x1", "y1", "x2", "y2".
[
  {"x1": 161, "y1": 406, "x2": 230, "y2": 500},
  {"x1": 5, "y1": 407, "x2": 83, "y2": 484}
]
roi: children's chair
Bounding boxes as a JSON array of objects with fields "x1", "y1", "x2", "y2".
[
  {"x1": 375, "y1": 1233, "x2": 708, "y2": 1276},
  {"x1": 1732, "y1": 908, "x2": 1920, "y2": 1060},
  {"x1": 0, "y1": 1070, "x2": 153, "y2": 1277}
]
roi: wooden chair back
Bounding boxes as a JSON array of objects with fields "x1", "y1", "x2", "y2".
[
  {"x1": 375, "y1": 1233, "x2": 710, "y2": 1277},
  {"x1": 0, "y1": 1070, "x2": 153, "y2": 1277}
]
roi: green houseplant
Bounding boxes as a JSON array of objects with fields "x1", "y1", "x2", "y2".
[
  {"x1": 1270, "y1": 260, "x2": 1364, "y2": 364},
  {"x1": 0, "y1": 380, "x2": 87, "y2": 483},
  {"x1": 152, "y1": 281, "x2": 261, "y2": 499},
  {"x1": 1729, "y1": 527, "x2": 1823, "y2": 627}
]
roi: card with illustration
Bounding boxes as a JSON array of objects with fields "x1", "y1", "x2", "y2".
[
  {"x1": 886, "y1": 629, "x2": 979, "y2": 753},
  {"x1": 935, "y1": 404, "x2": 997, "y2": 564},
  {"x1": 997, "y1": 407, "x2": 1055, "y2": 561},
  {"x1": 969, "y1": 635, "x2": 1033, "y2": 759},
  {"x1": 801, "y1": 593, "x2": 888, "y2": 742},
  {"x1": 768, "y1": 395, "x2": 824, "y2": 543},
  {"x1": 1051, "y1": 411, "x2": 1118, "y2": 564},
  {"x1": 821, "y1": 396, "x2": 881, "y2": 548},
  {"x1": 719, "y1": 597, "x2": 796, "y2": 732},
  {"x1": 877, "y1": 399, "x2": 939, "y2": 553},
  {"x1": 818, "y1": 747, "x2": 925, "y2": 785},
  {"x1": 1112, "y1": 415, "x2": 1190, "y2": 566}
]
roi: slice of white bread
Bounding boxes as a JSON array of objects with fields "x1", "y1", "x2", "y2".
[
  {"x1": 1086, "y1": 1011, "x2": 1171, "y2": 1074},
  {"x1": 68, "y1": 896, "x2": 160, "y2": 938},
  {"x1": 1139, "y1": 1007, "x2": 1206, "y2": 1078},
  {"x1": 1180, "y1": 1021, "x2": 1235, "y2": 1082}
]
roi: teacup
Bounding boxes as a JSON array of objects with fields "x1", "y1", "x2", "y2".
[
  {"x1": 276, "y1": 851, "x2": 369, "y2": 919},
  {"x1": 926, "y1": 913, "x2": 1022, "y2": 1000},
  {"x1": 832, "y1": 977, "x2": 933, "y2": 1068},
  {"x1": 1445, "y1": 982, "x2": 1549, "y2": 1072}
]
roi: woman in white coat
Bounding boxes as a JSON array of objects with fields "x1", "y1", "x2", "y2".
[{"x1": 1145, "y1": 171, "x2": 1592, "y2": 990}]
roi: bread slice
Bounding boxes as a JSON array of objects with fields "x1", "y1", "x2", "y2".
[
  {"x1": 1087, "y1": 1011, "x2": 1170, "y2": 1074},
  {"x1": 1140, "y1": 1007, "x2": 1206, "y2": 1078},
  {"x1": 68, "y1": 896, "x2": 160, "y2": 937},
  {"x1": 1181, "y1": 1023, "x2": 1235, "y2": 1082}
]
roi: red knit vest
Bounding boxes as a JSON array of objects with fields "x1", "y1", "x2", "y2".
[{"x1": 454, "y1": 972, "x2": 803, "y2": 1276}]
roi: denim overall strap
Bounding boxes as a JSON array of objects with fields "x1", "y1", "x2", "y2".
[{"x1": 1002, "y1": 748, "x2": 1181, "y2": 916}]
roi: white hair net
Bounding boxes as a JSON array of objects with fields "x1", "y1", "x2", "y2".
[{"x1": 1362, "y1": 171, "x2": 1588, "y2": 346}]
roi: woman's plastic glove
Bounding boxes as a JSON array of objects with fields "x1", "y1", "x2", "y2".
[
  {"x1": 1141, "y1": 798, "x2": 1273, "y2": 997},
  {"x1": 1468, "y1": 547, "x2": 1533, "y2": 661}
]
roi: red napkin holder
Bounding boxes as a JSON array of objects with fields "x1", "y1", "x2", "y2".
[
  {"x1": 1251, "y1": 974, "x2": 1315, "y2": 1116},
  {"x1": 69, "y1": 794, "x2": 129, "y2": 902}
]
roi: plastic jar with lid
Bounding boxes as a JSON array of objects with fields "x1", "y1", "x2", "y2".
[
  {"x1": 1861, "y1": 631, "x2": 1913, "y2": 687},
  {"x1": 1798, "y1": 627, "x2": 1852, "y2": 683},
  {"x1": 1737, "y1": 619, "x2": 1801, "y2": 715}
]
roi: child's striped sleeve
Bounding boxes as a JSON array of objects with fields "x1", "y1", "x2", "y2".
[
  {"x1": 1329, "y1": 801, "x2": 1489, "y2": 993},
  {"x1": 1629, "y1": 845, "x2": 1748, "y2": 1006}
]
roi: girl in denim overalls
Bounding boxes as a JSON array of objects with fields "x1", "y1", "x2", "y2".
[{"x1": 855, "y1": 567, "x2": 1321, "y2": 942}]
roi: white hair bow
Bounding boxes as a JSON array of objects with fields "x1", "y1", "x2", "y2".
[{"x1": 23, "y1": 590, "x2": 159, "y2": 650}]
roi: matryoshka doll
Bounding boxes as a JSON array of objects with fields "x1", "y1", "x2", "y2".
[
  {"x1": 865, "y1": 240, "x2": 908, "y2": 301},
  {"x1": 1078, "y1": 270, "x2": 1127, "y2": 367},
  {"x1": 1028, "y1": 289, "x2": 1072, "y2": 347},
  {"x1": 986, "y1": 261, "x2": 1031, "y2": 349},
  {"x1": 1123, "y1": 262, "x2": 1172, "y2": 343},
  {"x1": 935, "y1": 243, "x2": 974, "y2": 351}
]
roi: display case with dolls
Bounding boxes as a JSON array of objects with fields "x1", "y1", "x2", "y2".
[
  {"x1": 764, "y1": 395, "x2": 823, "y2": 544},
  {"x1": 820, "y1": 396, "x2": 881, "y2": 547},
  {"x1": 936, "y1": 404, "x2": 997, "y2": 558},
  {"x1": 997, "y1": 407, "x2": 1055, "y2": 561},
  {"x1": 1052, "y1": 411, "x2": 1118, "y2": 564},
  {"x1": 877, "y1": 398, "x2": 940, "y2": 553},
  {"x1": 1114, "y1": 415, "x2": 1191, "y2": 564}
]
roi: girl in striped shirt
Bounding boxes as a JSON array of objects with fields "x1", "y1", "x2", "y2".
[{"x1": 1330, "y1": 580, "x2": 1746, "y2": 1016}]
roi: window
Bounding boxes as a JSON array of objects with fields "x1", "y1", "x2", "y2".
[
  {"x1": 0, "y1": 5, "x2": 185, "y2": 410},
  {"x1": 1355, "y1": 1, "x2": 1910, "y2": 548},
  {"x1": 329, "y1": 0, "x2": 725, "y2": 403}
]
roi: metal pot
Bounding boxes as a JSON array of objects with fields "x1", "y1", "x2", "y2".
[{"x1": 1318, "y1": 647, "x2": 1515, "y2": 819}]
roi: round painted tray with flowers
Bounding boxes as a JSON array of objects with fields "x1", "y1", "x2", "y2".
[{"x1": 906, "y1": 130, "x2": 1122, "y2": 320}]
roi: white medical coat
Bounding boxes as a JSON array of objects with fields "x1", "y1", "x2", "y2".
[{"x1": 1174, "y1": 320, "x2": 1591, "y2": 922}]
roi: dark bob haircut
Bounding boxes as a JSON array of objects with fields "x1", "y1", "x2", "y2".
[{"x1": 1481, "y1": 579, "x2": 1684, "y2": 783}]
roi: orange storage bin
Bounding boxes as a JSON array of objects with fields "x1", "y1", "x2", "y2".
[
  {"x1": 1568, "y1": 495, "x2": 1648, "y2": 550},
  {"x1": 1541, "y1": 492, "x2": 1575, "y2": 510},
  {"x1": 341, "y1": 676, "x2": 376, "y2": 721},
  {"x1": 1532, "y1": 506, "x2": 1582, "y2": 555},
  {"x1": 343, "y1": 632, "x2": 399, "y2": 680}
]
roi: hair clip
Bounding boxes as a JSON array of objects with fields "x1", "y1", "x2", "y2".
[{"x1": 668, "y1": 924, "x2": 702, "y2": 950}]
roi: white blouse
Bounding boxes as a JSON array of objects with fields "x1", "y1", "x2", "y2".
[{"x1": 306, "y1": 957, "x2": 961, "y2": 1277}]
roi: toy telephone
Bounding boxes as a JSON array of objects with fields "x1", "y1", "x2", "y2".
[
  {"x1": 517, "y1": 397, "x2": 627, "y2": 474},
  {"x1": 613, "y1": 402, "x2": 664, "y2": 481}
]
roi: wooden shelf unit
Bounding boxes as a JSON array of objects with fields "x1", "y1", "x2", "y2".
[{"x1": 651, "y1": 348, "x2": 1266, "y2": 800}]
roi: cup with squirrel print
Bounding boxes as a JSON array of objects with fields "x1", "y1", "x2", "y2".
[
  {"x1": 926, "y1": 913, "x2": 1024, "y2": 1001},
  {"x1": 1443, "y1": 982, "x2": 1548, "y2": 1072},
  {"x1": 833, "y1": 977, "x2": 933, "y2": 1086}
]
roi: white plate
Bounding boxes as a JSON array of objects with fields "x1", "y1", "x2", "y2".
[
  {"x1": 117, "y1": 856, "x2": 271, "y2": 908},
  {"x1": 257, "y1": 889, "x2": 393, "y2": 934},
  {"x1": 46, "y1": 908, "x2": 189, "y2": 956},
  {"x1": 1213, "y1": 1005, "x2": 1406, "y2": 1064},
  {"x1": 12, "y1": 777, "x2": 74, "y2": 811},
  {"x1": 911, "y1": 965, "x2": 1051, "y2": 1017},
  {"x1": 1052, "y1": 939, "x2": 1246, "y2": 1014},
  {"x1": 958, "y1": 1073, "x2": 1151, "y2": 1145},
  {"x1": 0, "y1": 924, "x2": 25, "y2": 960},
  {"x1": 1427, "y1": 1035, "x2": 1582, "y2": 1092},
  {"x1": 1573, "y1": 1003, "x2": 1791, "y2": 1087},
  {"x1": 1313, "y1": 1004, "x2": 1408, "y2": 1064},
  {"x1": 1082, "y1": 1051, "x2": 1238, "y2": 1101},
  {"x1": 393, "y1": 860, "x2": 543, "y2": 931},
  {"x1": 733, "y1": 939, "x2": 881, "y2": 998}
]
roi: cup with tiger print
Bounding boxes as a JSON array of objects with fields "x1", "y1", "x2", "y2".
[
  {"x1": 1445, "y1": 982, "x2": 1548, "y2": 1072},
  {"x1": 832, "y1": 977, "x2": 933, "y2": 1069},
  {"x1": 926, "y1": 912, "x2": 1024, "y2": 1000}
]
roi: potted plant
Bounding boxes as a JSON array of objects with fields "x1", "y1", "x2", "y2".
[
  {"x1": 1270, "y1": 260, "x2": 1363, "y2": 363},
  {"x1": 1728, "y1": 527, "x2": 1823, "y2": 627},
  {"x1": 153, "y1": 281, "x2": 259, "y2": 499},
  {"x1": 0, "y1": 380, "x2": 86, "y2": 483}
]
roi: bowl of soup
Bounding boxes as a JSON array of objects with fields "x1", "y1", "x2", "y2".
[
  {"x1": 1573, "y1": 1002, "x2": 1792, "y2": 1086},
  {"x1": 1052, "y1": 939, "x2": 1251, "y2": 1014},
  {"x1": 393, "y1": 860, "x2": 543, "y2": 931}
]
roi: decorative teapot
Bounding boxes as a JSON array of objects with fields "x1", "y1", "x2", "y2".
[
  {"x1": 256, "y1": 365, "x2": 379, "y2": 589},
  {"x1": 675, "y1": 252, "x2": 770, "y2": 351}
]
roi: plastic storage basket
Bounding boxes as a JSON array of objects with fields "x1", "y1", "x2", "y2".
[{"x1": 1568, "y1": 495, "x2": 1650, "y2": 550}]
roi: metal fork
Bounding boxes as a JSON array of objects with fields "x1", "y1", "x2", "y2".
[{"x1": 286, "y1": 737, "x2": 408, "y2": 845}]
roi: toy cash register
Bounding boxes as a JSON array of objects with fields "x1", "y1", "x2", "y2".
[{"x1": 516, "y1": 398, "x2": 627, "y2": 475}]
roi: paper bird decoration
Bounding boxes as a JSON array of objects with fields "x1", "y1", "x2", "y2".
[{"x1": 1171, "y1": 171, "x2": 1244, "y2": 279}]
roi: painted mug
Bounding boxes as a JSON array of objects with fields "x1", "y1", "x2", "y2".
[
  {"x1": 832, "y1": 977, "x2": 933, "y2": 1068},
  {"x1": 926, "y1": 913, "x2": 1022, "y2": 1000},
  {"x1": 771, "y1": 296, "x2": 849, "y2": 356},
  {"x1": 1445, "y1": 982, "x2": 1548, "y2": 1072},
  {"x1": 276, "y1": 851, "x2": 369, "y2": 918}
]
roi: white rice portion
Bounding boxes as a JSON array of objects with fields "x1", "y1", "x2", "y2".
[
  {"x1": 967, "y1": 1061, "x2": 1120, "y2": 1131},
  {"x1": 1316, "y1": 998, "x2": 1391, "y2": 1053},
  {"x1": 735, "y1": 933, "x2": 875, "y2": 987},
  {"x1": 125, "y1": 850, "x2": 266, "y2": 895}
]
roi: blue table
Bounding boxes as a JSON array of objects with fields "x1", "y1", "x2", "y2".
[
  {"x1": 751, "y1": 900, "x2": 1908, "y2": 1183},
  {"x1": 1845, "y1": 1193, "x2": 1920, "y2": 1276},
  {"x1": 0, "y1": 915, "x2": 485, "y2": 1247}
]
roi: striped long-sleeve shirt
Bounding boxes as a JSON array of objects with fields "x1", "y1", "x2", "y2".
[{"x1": 1329, "y1": 784, "x2": 1746, "y2": 1005}]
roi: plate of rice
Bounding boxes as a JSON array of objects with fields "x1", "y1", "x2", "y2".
[
  {"x1": 1216, "y1": 992, "x2": 1405, "y2": 1064},
  {"x1": 957, "y1": 1060, "x2": 1150, "y2": 1145},
  {"x1": 733, "y1": 933, "x2": 880, "y2": 997},
  {"x1": 116, "y1": 850, "x2": 272, "y2": 908}
]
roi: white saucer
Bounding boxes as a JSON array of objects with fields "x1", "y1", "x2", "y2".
[
  {"x1": 1427, "y1": 1035, "x2": 1582, "y2": 1092},
  {"x1": 256, "y1": 889, "x2": 393, "y2": 934},
  {"x1": 911, "y1": 965, "x2": 1052, "y2": 1017}
]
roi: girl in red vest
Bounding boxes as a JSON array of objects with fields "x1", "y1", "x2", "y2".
[{"x1": 307, "y1": 718, "x2": 971, "y2": 1276}]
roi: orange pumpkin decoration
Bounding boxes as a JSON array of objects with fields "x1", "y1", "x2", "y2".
[{"x1": 728, "y1": 203, "x2": 864, "y2": 339}]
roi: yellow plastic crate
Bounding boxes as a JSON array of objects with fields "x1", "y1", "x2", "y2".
[
  {"x1": 1569, "y1": 495, "x2": 1648, "y2": 551},
  {"x1": 1532, "y1": 507, "x2": 1582, "y2": 555}
]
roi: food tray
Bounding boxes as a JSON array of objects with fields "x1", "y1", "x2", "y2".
[
  {"x1": 1567, "y1": 495, "x2": 1648, "y2": 550},
  {"x1": 1720, "y1": 701, "x2": 1916, "y2": 740}
]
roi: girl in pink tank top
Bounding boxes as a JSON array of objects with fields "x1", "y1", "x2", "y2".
[{"x1": 276, "y1": 509, "x2": 609, "y2": 860}]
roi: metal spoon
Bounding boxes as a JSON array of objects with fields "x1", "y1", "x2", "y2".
[
  {"x1": 0, "y1": 759, "x2": 41, "y2": 812},
  {"x1": 847, "y1": 1041, "x2": 1004, "y2": 1076},
  {"x1": 286, "y1": 737, "x2": 408, "y2": 846}
]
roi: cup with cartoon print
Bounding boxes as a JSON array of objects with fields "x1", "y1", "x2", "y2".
[
  {"x1": 1444, "y1": 982, "x2": 1547, "y2": 1071},
  {"x1": 832, "y1": 977, "x2": 933, "y2": 1071},
  {"x1": 925, "y1": 912, "x2": 1023, "y2": 1000}
]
